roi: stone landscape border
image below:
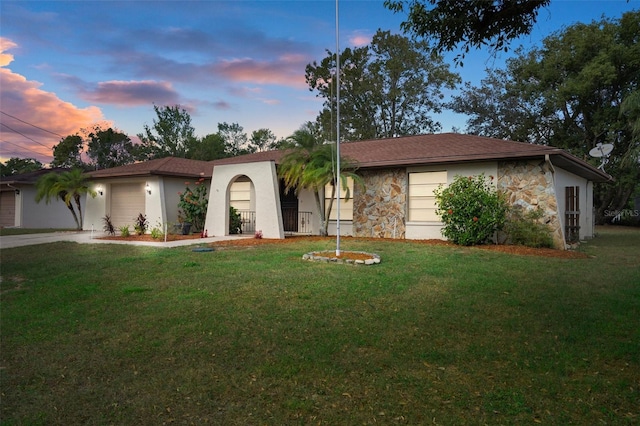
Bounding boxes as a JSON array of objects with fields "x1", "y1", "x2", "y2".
[{"x1": 302, "y1": 251, "x2": 381, "y2": 265}]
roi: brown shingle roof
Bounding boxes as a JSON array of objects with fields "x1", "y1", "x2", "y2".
[
  {"x1": 84, "y1": 134, "x2": 612, "y2": 183},
  {"x1": 87, "y1": 157, "x2": 212, "y2": 179}
]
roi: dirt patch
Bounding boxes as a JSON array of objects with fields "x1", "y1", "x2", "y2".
[
  {"x1": 210, "y1": 236, "x2": 588, "y2": 259},
  {"x1": 99, "y1": 234, "x2": 203, "y2": 242},
  {"x1": 98, "y1": 234, "x2": 588, "y2": 259}
]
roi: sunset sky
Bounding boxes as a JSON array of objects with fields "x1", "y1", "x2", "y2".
[{"x1": 0, "y1": 0, "x2": 636, "y2": 165}]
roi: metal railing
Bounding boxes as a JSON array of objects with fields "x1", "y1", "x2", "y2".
[
  {"x1": 239, "y1": 210, "x2": 313, "y2": 234},
  {"x1": 238, "y1": 210, "x2": 256, "y2": 234}
]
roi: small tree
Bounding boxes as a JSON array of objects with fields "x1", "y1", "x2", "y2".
[
  {"x1": 178, "y1": 178, "x2": 208, "y2": 232},
  {"x1": 434, "y1": 174, "x2": 508, "y2": 246}
]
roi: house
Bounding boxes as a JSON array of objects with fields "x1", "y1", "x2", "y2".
[
  {"x1": 0, "y1": 168, "x2": 84, "y2": 229},
  {"x1": 82, "y1": 134, "x2": 612, "y2": 249}
]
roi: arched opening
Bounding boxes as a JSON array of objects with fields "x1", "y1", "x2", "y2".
[{"x1": 229, "y1": 175, "x2": 256, "y2": 234}]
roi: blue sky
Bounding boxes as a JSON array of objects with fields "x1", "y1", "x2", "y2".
[{"x1": 0, "y1": 0, "x2": 637, "y2": 164}]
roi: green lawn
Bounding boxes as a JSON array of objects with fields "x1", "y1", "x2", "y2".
[{"x1": 1, "y1": 227, "x2": 638, "y2": 425}]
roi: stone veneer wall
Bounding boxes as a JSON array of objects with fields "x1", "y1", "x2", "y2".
[
  {"x1": 353, "y1": 168, "x2": 407, "y2": 238},
  {"x1": 497, "y1": 160, "x2": 565, "y2": 249}
]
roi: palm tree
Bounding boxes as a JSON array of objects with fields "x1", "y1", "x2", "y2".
[
  {"x1": 278, "y1": 127, "x2": 362, "y2": 236},
  {"x1": 35, "y1": 168, "x2": 96, "y2": 230}
]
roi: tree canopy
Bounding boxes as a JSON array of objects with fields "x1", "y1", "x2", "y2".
[
  {"x1": 0, "y1": 157, "x2": 43, "y2": 176},
  {"x1": 137, "y1": 105, "x2": 196, "y2": 160},
  {"x1": 384, "y1": 0, "x2": 550, "y2": 63},
  {"x1": 449, "y1": 11, "x2": 640, "y2": 223},
  {"x1": 306, "y1": 29, "x2": 460, "y2": 141}
]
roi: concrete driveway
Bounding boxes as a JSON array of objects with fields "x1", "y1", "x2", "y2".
[{"x1": 0, "y1": 231, "x2": 245, "y2": 249}]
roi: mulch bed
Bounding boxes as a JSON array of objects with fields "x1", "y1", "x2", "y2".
[{"x1": 98, "y1": 234, "x2": 588, "y2": 259}]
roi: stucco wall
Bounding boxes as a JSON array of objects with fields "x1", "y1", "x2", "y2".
[
  {"x1": 497, "y1": 160, "x2": 565, "y2": 248},
  {"x1": 19, "y1": 186, "x2": 82, "y2": 229},
  {"x1": 553, "y1": 166, "x2": 594, "y2": 239}
]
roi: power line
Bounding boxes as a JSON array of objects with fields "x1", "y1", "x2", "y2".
[
  {"x1": 0, "y1": 110, "x2": 64, "y2": 138},
  {"x1": 0, "y1": 139, "x2": 49, "y2": 156},
  {"x1": 0, "y1": 122, "x2": 52, "y2": 149}
]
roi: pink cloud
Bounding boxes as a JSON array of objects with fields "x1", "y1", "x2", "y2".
[
  {"x1": 349, "y1": 30, "x2": 372, "y2": 47},
  {"x1": 215, "y1": 55, "x2": 307, "y2": 88},
  {"x1": 0, "y1": 38, "x2": 110, "y2": 163}
]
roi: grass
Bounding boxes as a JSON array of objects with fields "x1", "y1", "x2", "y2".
[{"x1": 1, "y1": 227, "x2": 638, "y2": 425}]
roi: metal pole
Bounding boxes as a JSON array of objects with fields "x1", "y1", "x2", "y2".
[{"x1": 335, "y1": 0, "x2": 341, "y2": 257}]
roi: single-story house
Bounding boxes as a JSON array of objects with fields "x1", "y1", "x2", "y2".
[
  {"x1": 82, "y1": 133, "x2": 612, "y2": 249},
  {"x1": 0, "y1": 168, "x2": 85, "y2": 229}
]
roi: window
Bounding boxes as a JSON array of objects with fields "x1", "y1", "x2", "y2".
[
  {"x1": 230, "y1": 180, "x2": 251, "y2": 211},
  {"x1": 408, "y1": 171, "x2": 447, "y2": 222},
  {"x1": 325, "y1": 177, "x2": 354, "y2": 221}
]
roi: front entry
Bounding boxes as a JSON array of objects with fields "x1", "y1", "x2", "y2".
[{"x1": 280, "y1": 183, "x2": 298, "y2": 232}]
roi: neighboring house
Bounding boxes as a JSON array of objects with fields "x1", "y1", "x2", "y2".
[
  {"x1": 83, "y1": 134, "x2": 612, "y2": 249},
  {"x1": 0, "y1": 168, "x2": 83, "y2": 229}
]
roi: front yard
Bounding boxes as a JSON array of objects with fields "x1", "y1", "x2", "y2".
[{"x1": 1, "y1": 227, "x2": 638, "y2": 424}]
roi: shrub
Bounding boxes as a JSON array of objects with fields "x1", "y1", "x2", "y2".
[
  {"x1": 254, "y1": 230, "x2": 263, "y2": 239},
  {"x1": 178, "y1": 178, "x2": 208, "y2": 232},
  {"x1": 229, "y1": 206, "x2": 242, "y2": 234},
  {"x1": 504, "y1": 207, "x2": 554, "y2": 248},
  {"x1": 434, "y1": 174, "x2": 508, "y2": 246},
  {"x1": 102, "y1": 215, "x2": 116, "y2": 236},
  {"x1": 119, "y1": 225, "x2": 130, "y2": 237},
  {"x1": 133, "y1": 213, "x2": 148, "y2": 235},
  {"x1": 150, "y1": 227, "x2": 163, "y2": 239}
]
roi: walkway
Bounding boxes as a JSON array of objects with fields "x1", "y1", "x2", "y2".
[{"x1": 0, "y1": 231, "x2": 249, "y2": 249}]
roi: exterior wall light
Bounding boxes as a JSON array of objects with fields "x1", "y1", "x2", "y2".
[
  {"x1": 146, "y1": 183, "x2": 152, "y2": 195},
  {"x1": 97, "y1": 185, "x2": 104, "y2": 196}
]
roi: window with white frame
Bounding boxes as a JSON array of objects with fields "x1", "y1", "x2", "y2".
[
  {"x1": 230, "y1": 180, "x2": 251, "y2": 211},
  {"x1": 408, "y1": 171, "x2": 447, "y2": 222},
  {"x1": 325, "y1": 177, "x2": 354, "y2": 221}
]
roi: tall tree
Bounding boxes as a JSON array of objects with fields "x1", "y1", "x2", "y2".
[
  {"x1": 218, "y1": 122, "x2": 250, "y2": 156},
  {"x1": 306, "y1": 29, "x2": 459, "y2": 141},
  {"x1": 51, "y1": 135, "x2": 85, "y2": 169},
  {"x1": 450, "y1": 11, "x2": 640, "y2": 223},
  {"x1": 87, "y1": 127, "x2": 136, "y2": 169},
  {"x1": 278, "y1": 126, "x2": 362, "y2": 236},
  {"x1": 35, "y1": 168, "x2": 96, "y2": 230},
  {"x1": 384, "y1": 0, "x2": 550, "y2": 63},
  {"x1": 248, "y1": 128, "x2": 278, "y2": 153},
  {"x1": 137, "y1": 105, "x2": 196, "y2": 159},
  {"x1": 186, "y1": 133, "x2": 228, "y2": 160},
  {"x1": 0, "y1": 157, "x2": 43, "y2": 176}
]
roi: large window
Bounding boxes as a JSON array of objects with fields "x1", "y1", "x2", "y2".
[
  {"x1": 408, "y1": 171, "x2": 447, "y2": 222},
  {"x1": 325, "y1": 177, "x2": 354, "y2": 221},
  {"x1": 230, "y1": 180, "x2": 251, "y2": 211}
]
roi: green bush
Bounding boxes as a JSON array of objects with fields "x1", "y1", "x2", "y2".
[
  {"x1": 119, "y1": 225, "x2": 130, "y2": 237},
  {"x1": 505, "y1": 207, "x2": 554, "y2": 248},
  {"x1": 229, "y1": 206, "x2": 242, "y2": 234},
  {"x1": 434, "y1": 174, "x2": 508, "y2": 246}
]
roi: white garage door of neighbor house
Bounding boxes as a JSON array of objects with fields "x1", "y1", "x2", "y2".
[
  {"x1": 110, "y1": 183, "x2": 145, "y2": 228},
  {"x1": 0, "y1": 191, "x2": 16, "y2": 227}
]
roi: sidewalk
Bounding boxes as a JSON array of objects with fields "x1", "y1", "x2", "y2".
[{"x1": 0, "y1": 231, "x2": 248, "y2": 249}]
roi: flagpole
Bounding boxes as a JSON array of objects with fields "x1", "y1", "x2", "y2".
[{"x1": 335, "y1": 0, "x2": 341, "y2": 257}]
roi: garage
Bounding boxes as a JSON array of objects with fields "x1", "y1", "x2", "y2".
[
  {"x1": 110, "y1": 182, "x2": 145, "y2": 228},
  {"x1": 0, "y1": 190, "x2": 16, "y2": 227}
]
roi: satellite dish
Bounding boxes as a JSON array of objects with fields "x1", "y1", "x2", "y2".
[{"x1": 589, "y1": 143, "x2": 613, "y2": 171}]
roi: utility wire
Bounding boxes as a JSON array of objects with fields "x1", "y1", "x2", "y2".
[
  {"x1": 0, "y1": 122, "x2": 52, "y2": 149},
  {"x1": 0, "y1": 110, "x2": 64, "y2": 137},
  {"x1": 1, "y1": 139, "x2": 47, "y2": 155}
]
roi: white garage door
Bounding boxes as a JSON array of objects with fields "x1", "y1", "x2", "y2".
[
  {"x1": 0, "y1": 191, "x2": 16, "y2": 227},
  {"x1": 110, "y1": 183, "x2": 145, "y2": 228}
]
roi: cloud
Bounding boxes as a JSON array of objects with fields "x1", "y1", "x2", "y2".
[
  {"x1": 0, "y1": 38, "x2": 109, "y2": 163},
  {"x1": 349, "y1": 30, "x2": 372, "y2": 47},
  {"x1": 214, "y1": 54, "x2": 308, "y2": 88},
  {"x1": 79, "y1": 80, "x2": 181, "y2": 106}
]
